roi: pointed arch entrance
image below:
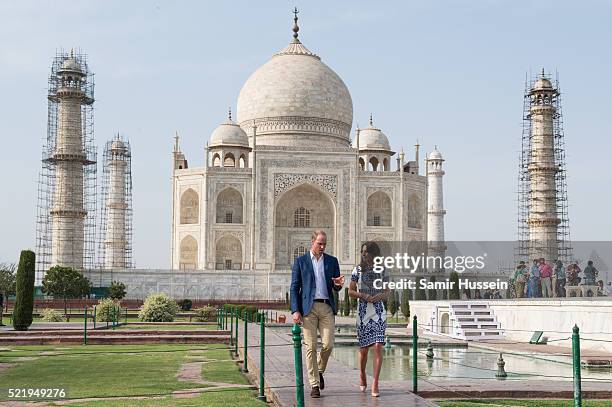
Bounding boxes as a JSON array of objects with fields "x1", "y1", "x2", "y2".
[{"x1": 274, "y1": 183, "x2": 335, "y2": 268}]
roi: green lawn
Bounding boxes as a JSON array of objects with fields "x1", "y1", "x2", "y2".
[
  {"x1": 0, "y1": 344, "x2": 262, "y2": 406},
  {"x1": 48, "y1": 390, "x2": 262, "y2": 407},
  {"x1": 438, "y1": 400, "x2": 612, "y2": 407},
  {"x1": 26, "y1": 316, "x2": 204, "y2": 323}
]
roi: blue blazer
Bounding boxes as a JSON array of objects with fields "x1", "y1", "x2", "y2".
[{"x1": 290, "y1": 252, "x2": 342, "y2": 316}]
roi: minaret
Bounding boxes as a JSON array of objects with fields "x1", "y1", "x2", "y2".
[
  {"x1": 526, "y1": 70, "x2": 561, "y2": 262},
  {"x1": 49, "y1": 51, "x2": 95, "y2": 270},
  {"x1": 426, "y1": 147, "x2": 446, "y2": 262},
  {"x1": 101, "y1": 135, "x2": 132, "y2": 268},
  {"x1": 173, "y1": 132, "x2": 188, "y2": 170}
]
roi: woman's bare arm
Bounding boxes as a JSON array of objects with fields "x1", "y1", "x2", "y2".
[{"x1": 348, "y1": 280, "x2": 361, "y2": 299}]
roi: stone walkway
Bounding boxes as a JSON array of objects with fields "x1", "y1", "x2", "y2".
[
  {"x1": 252, "y1": 312, "x2": 612, "y2": 401},
  {"x1": 235, "y1": 318, "x2": 436, "y2": 407}
]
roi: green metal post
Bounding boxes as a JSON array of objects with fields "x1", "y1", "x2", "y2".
[
  {"x1": 234, "y1": 310, "x2": 239, "y2": 355},
  {"x1": 572, "y1": 324, "x2": 582, "y2": 407},
  {"x1": 243, "y1": 312, "x2": 249, "y2": 372},
  {"x1": 217, "y1": 308, "x2": 220, "y2": 328},
  {"x1": 125, "y1": 307, "x2": 128, "y2": 324},
  {"x1": 230, "y1": 309, "x2": 234, "y2": 347},
  {"x1": 412, "y1": 315, "x2": 418, "y2": 393},
  {"x1": 112, "y1": 306, "x2": 116, "y2": 330},
  {"x1": 93, "y1": 305, "x2": 96, "y2": 329},
  {"x1": 292, "y1": 324, "x2": 304, "y2": 407},
  {"x1": 258, "y1": 312, "x2": 266, "y2": 401},
  {"x1": 83, "y1": 305, "x2": 88, "y2": 345}
]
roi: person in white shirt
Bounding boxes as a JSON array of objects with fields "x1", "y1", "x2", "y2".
[{"x1": 290, "y1": 230, "x2": 344, "y2": 398}]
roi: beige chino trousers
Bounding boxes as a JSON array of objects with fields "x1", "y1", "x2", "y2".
[{"x1": 301, "y1": 301, "x2": 335, "y2": 388}]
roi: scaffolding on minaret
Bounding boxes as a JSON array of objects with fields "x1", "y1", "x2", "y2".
[
  {"x1": 35, "y1": 50, "x2": 97, "y2": 284},
  {"x1": 97, "y1": 135, "x2": 133, "y2": 269},
  {"x1": 516, "y1": 70, "x2": 572, "y2": 264}
]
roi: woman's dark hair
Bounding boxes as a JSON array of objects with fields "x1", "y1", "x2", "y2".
[{"x1": 360, "y1": 241, "x2": 381, "y2": 270}]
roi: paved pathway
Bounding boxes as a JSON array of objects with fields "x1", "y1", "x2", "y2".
[
  {"x1": 235, "y1": 318, "x2": 436, "y2": 407},
  {"x1": 252, "y1": 312, "x2": 612, "y2": 401}
]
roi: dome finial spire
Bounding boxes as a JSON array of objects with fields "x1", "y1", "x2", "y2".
[
  {"x1": 541, "y1": 68, "x2": 545, "y2": 78},
  {"x1": 369, "y1": 113, "x2": 373, "y2": 127},
  {"x1": 292, "y1": 7, "x2": 300, "y2": 41},
  {"x1": 228, "y1": 107, "x2": 232, "y2": 121}
]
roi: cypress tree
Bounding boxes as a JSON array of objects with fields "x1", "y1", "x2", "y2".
[
  {"x1": 415, "y1": 277, "x2": 427, "y2": 300},
  {"x1": 13, "y1": 250, "x2": 36, "y2": 331},
  {"x1": 332, "y1": 288, "x2": 339, "y2": 313},
  {"x1": 387, "y1": 289, "x2": 398, "y2": 317},
  {"x1": 401, "y1": 288, "x2": 411, "y2": 321},
  {"x1": 428, "y1": 276, "x2": 438, "y2": 300},
  {"x1": 343, "y1": 287, "x2": 350, "y2": 317},
  {"x1": 449, "y1": 271, "x2": 460, "y2": 299}
]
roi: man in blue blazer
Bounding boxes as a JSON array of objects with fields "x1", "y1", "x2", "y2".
[{"x1": 290, "y1": 229, "x2": 344, "y2": 398}]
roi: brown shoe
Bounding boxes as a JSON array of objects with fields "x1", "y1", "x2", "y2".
[{"x1": 310, "y1": 386, "x2": 320, "y2": 398}]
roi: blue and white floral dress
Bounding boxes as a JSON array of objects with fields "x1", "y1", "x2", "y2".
[{"x1": 351, "y1": 265, "x2": 388, "y2": 348}]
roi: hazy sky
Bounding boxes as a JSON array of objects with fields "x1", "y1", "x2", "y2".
[{"x1": 1, "y1": 1, "x2": 610, "y2": 268}]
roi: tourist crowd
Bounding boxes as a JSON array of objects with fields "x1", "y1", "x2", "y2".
[{"x1": 512, "y1": 258, "x2": 609, "y2": 298}]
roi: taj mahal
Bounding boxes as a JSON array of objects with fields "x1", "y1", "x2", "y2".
[
  {"x1": 47, "y1": 13, "x2": 448, "y2": 300},
  {"x1": 165, "y1": 13, "x2": 446, "y2": 295}
]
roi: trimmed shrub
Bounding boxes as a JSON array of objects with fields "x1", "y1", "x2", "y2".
[
  {"x1": 178, "y1": 299, "x2": 192, "y2": 311},
  {"x1": 13, "y1": 250, "x2": 36, "y2": 331},
  {"x1": 138, "y1": 293, "x2": 179, "y2": 322},
  {"x1": 96, "y1": 298, "x2": 121, "y2": 322},
  {"x1": 194, "y1": 306, "x2": 216, "y2": 322},
  {"x1": 40, "y1": 308, "x2": 64, "y2": 322},
  {"x1": 223, "y1": 303, "x2": 258, "y2": 321}
]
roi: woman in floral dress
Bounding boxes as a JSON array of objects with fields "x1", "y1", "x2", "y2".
[{"x1": 349, "y1": 241, "x2": 390, "y2": 397}]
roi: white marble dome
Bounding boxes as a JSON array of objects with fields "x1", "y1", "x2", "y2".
[
  {"x1": 352, "y1": 124, "x2": 391, "y2": 151},
  {"x1": 209, "y1": 118, "x2": 249, "y2": 148},
  {"x1": 428, "y1": 148, "x2": 443, "y2": 160},
  {"x1": 236, "y1": 38, "x2": 353, "y2": 147}
]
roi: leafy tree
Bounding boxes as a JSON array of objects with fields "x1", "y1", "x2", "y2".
[
  {"x1": 0, "y1": 263, "x2": 16, "y2": 326},
  {"x1": 108, "y1": 281, "x2": 127, "y2": 300},
  {"x1": 448, "y1": 271, "x2": 460, "y2": 299},
  {"x1": 42, "y1": 266, "x2": 91, "y2": 320},
  {"x1": 401, "y1": 288, "x2": 411, "y2": 321},
  {"x1": 13, "y1": 250, "x2": 36, "y2": 331}
]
